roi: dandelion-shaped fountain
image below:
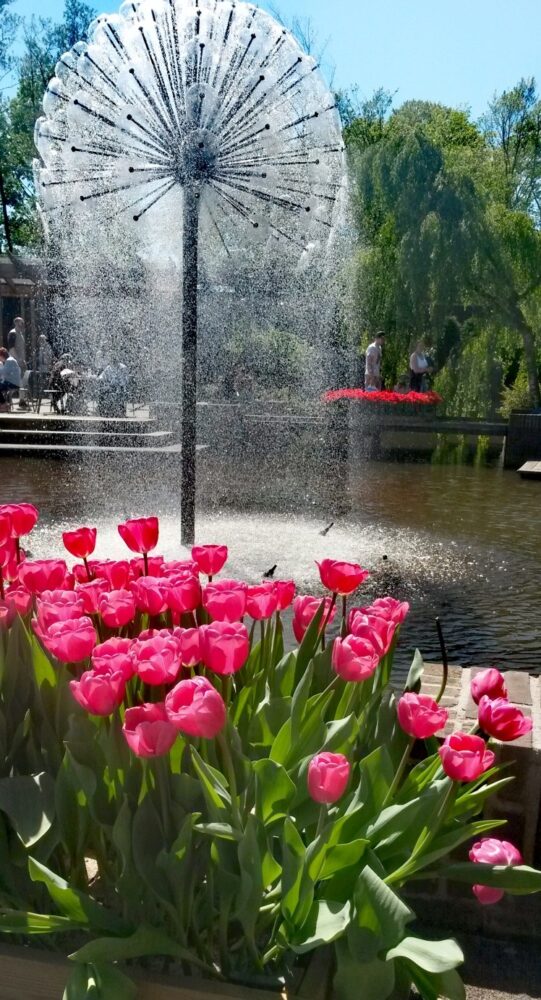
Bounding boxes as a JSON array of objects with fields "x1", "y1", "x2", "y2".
[{"x1": 35, "y1": 0, "x2": 346, "y2": 544}]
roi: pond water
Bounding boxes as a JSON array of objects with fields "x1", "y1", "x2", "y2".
[{"x1": 0, "y1": 454, "x2": 539, "y2": 673}]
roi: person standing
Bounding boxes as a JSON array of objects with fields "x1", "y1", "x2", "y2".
[
  {"x1": 365, "y1": 332, "x2": 385, "y2": 389},
  {"x1": 8, "y1": 317, "x2": 26, "y2": 371},
  {"x1": 0, "y1": 345, "x2": 21, "y2": 407},
  {"x1": 409, "y1": 340, "x2": 431, "y2": 392}
]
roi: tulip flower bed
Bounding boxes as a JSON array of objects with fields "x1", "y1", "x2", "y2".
[
  {"x1": 323, "y1": 390, "x2": 443, "y2": 406},
  {"x1": 0, "y1": 504, "x2": 540, "y2": 1000}
]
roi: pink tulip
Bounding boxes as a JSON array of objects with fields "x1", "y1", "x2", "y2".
[
  {"x1": 0, "y1": 503, "x2": 38, "y2": 538},
  {"x1": 332, "y1": 634, "x2": 381, "y2": 683},
  {"x1": 471, "y1": 668, "x2": 508, "y2": 705},
  {"x1": 76, "y1": 579, "x2": 110, "y2": 615},
  {"x1": 165, "y1": 572, "x2": 201, "y2": 614},
  {"x1": 246, "y1": 583, "x2": 278, "y2": 620},
  {"x1": 397, "y1": 693, "x2": 448, "y2": 739},
  {"x1": 165, "y1": 676, "x2": 226, "y2": 738},
  {"x1": 161, "y1": 559, "x2": 199, "y2": 578},
  {"x1": 62, "y1": 527, "x2": 97, "y2": 560},
  {"x1": 0, "y1": 605, "x2": 13, "y2": 630},
  {"x1": 99, "y1": 589, "x2": 136, "y2": 628},
  {"x1": 92, "y1": 637, "x2": 134, "y2": 680},
  {"x1": 18, "y1": 559, "x2": 68, "y2": 595},
  {"x1": 131, "y1": 633, "x2": 181, "y2": 685},
  {"x1": 439, "y1": 733, "x2": 495, "y2": 782},
  {"x1": 364, "y1": 597, "x2": 410, "y2": 626},
  {"x1": 200, "y1": 621, "x2": 250, "y2": 675},
  {"x1": 469, "y1": 837, "x2": 523, "y2": 905},
  {"x1": 0, "y1": 513, "x2": 11, "y2": 547},
  {"x1": 478, "y1": 696, "x2": 532, "y2": 742},
  {"x1": 308, "y1": 752, "x2": 350, "y2": 804},
  {"x1": 292, "y1": 595, "x2": 336, "y2": 643},
  {"x1": 40, "y1": 616, "x2": 97, "y2": 663},
  {"x1": 274, "y1": 580, "x2": 296, "y2": 611},
  {"x1": 317, "y1": 559, "x2": 369, "y2": 596},
  {"x1": 172, "y1": 626, "x2": 201, "y2": 667},
  {"x1": 4, "y1": 587, "x2": 33, "y2": 618},
  {"x1": 191, "y1": 544, "x2": 228, "y2": 577},
  {"x1": 118, "y1": 517, "x2": 159, "y2": 555},
  {"x1": 203, "y1": 579, "x2": 247, "y2": 623},
  {"x1": 37, "y1": 597, "x2": 85, "y2": 631},
  {"x1": 131, "y1": 576, "x2": 169, "y2": 616},
  {"x1": 130, "y1": 556, "x2": 165, "y2": 579},
  {"x1": 123, "y1": 703, "x2": 178, "y2": 757},
  {"x1": 91, "y1": 560, "x2": 132, "y2": 590},
  {"x1": 70, "y1": 664, "x2": 125, "y2": 716},
  {"x1": 348, "y1": 610, "x2": 396, "y2": 655}
]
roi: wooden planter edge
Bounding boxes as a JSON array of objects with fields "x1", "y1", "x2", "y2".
[{"x1": 0, "y1": 944, "x2": 332, "y2": 1000}]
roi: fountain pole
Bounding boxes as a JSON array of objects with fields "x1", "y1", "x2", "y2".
[{"x1": 181, "y1": 184, "x2": 199, "y2": 546}]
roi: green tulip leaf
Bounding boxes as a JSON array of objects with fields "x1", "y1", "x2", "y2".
[
  {"x1": 405, "y1": 649, "x2": 424, "y2": 692},
  {"x1": 69, "y1": 924, "x2": 213, "y2": 975},
  {"x1": 441, "y1": 862, "x2": 541, "y2": 894},
  {"x1": 0, "y1": 772, "x2": 55, "y2": 847},
  {"x1": 254, "y1": 758, "x2": 296, "y2": 826},
  {"x1": 386, "y1": 936, "x2": 463, "y2": 974},
  {"x1": 28, "y1": 858, "x2": 130, "y2": 935},
  {"x1": 0, "y1": 908, "x2": 82, "y2": 934},
  {"x1": 292, "y1": 899, "x2": 351, "y2": 953}
]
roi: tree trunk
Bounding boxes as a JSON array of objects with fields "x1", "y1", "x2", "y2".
[{"x1": 0, "y1": 169, "x2": 13, "y2": 253}]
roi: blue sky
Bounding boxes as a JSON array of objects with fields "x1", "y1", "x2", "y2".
[{"x1": 9, "y1": 0, "x2": 541, "y2": 118}]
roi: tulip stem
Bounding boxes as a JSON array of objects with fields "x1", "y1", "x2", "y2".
[
  {"x1": 321, "y1": 593, "x2": 338, "y2": 651},
  {"x1": 0, "y1": 568, "x2": 4, "y2": 600},
  {"x1": 83, "y1": 558, "x2": 93, "y2": 581},
  {"x1": 217, "y1": 732, "x2": 242, "y2": 831},
  {"x1": 315, "y1": 804, "x2": 327, "y2": 838},
  {"x1": 143, "y1": 553, "x2": 149, "y2": 576},
  {"x1": 435, "y1": 617, "x2": 449, "y2": 704},
  {"x1": 341, "y1": 595, "x2": 348, "y2": 637},
  {"x1": 15, "y1": 539, "x2": 21, "y2": 564},
  {"x1": 382, "y1": 737, "x2": 415, "y2": 808}
]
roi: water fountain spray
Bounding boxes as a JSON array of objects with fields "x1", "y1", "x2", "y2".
[{"x1": 35, "y1": 0, "x2": 345, "y2": 544}]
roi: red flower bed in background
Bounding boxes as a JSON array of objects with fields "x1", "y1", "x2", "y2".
[{"x1": 323, "y1": 388, "x2": 443, "y2": 405}]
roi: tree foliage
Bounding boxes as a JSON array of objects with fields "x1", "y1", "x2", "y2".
[{"x1": 347, "y1": 89, "x2": 541, "y2": 409}]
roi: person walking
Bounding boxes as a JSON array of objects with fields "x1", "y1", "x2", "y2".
[
  {"x1": 8, "y1": 316, "x2": 26, "y2": 371},
  {"x1": 365, "y1": 332, "x2": 385, "y2": 389},
  {"x1": 409, "y1": 340, "x2": 431, "y2": 392}
]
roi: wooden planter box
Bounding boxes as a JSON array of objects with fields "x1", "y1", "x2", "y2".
[{"x1": 0, "y1": 945, "x2": 332, "y2": 1000}]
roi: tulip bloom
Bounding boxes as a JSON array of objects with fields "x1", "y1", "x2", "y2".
[
  {"x1": 91, "y1": 560, "x2": 132, "y2": 590},
  {"x1": 37, "y1": 597, "x2": 85, "y2": 631},
  {"x1": 130, "y1": 556, "x2": 165, "y2": 579},
  {"x1": 200, "y1": 621, "x2": 250, "y2": 675},
  {"x1": 172, "y1": 626, "x2": 201, "y2": 667},
  {"x1": 0, "y1": 513, "x2": 11, "y2": 547},
  {"x1": 317, "y1": 559, "x2": 369, "y2": 596},
  {"x1": 123, "y1": 703, "x2": 178, "y2": 757},
  {"x1": 99, "y1": 589, "x2": 136, "y2": 628},
  {"x1": 292, "y1": 595, "x2": 336, "y2": 643},
  {"x1": 165, "y1": 676, "x2": 226, "y2": 738},
  {"x1": 131, "y1": 576, "x2": 169, "y2": 616},
  {"x1": 308, "y1": 752, "x2": 350, "y2": 804},
  {"x1": 246, "y1": 583, "x2": 278, "y2": 620},
  {"x1": 439, "y1": 733, "x2": 495, "y2": 782},
  {"x1": 118, "y1": 517, "x2": 159, "y2": 555},
  {"x1": 192, "y1": 544, "x2": 228, "y2": 577},
  {"x1": 348, "y1": 610, "x2": 396, "y2": 656},
  {"x1": 131, "y1": 633, "x2": 181, "y2": 685},
  {"x1": 0, "y1": 503, "x2": 39, "y2": 538},
  {"x1": 62, "y1": 527, "x2": 97, "y2": 560},
  {"x1": 92, "y1": 637, "x2": 134, "y2": 680},
  {"x1": 471, "y1": 668, "x2": 508, "y2": 705},
  {"x1": 332, "y1": 634, "x2": 381, "y2": 683},
  {"x1": 76, "y1": 579, "x2": 110, "y2": 615},
  {"x1": 469, "y1": 837, "x2": 523, "y2": 905},
  {"x1": 397, "y1": 693, "x2": 448, "y2": 739},
  {"x1": 365, "y1": 597, "x2": 410, "y2": 626},
  {"x1": 40, "y1": 616, "x2": 97, "y2": 663},
  {"x1": 478, "y1": 696, "x2": 532, "y2": 742},
  {"x1": 18, "y1": 559, "x2": 68, "y2": 595},
  {"x1": 165, "y1": 572, "x2": 201, "y2": 614},
  {"x1": 70, "y1": 664, "x2": 125, "y2": 716},
  {"x1": 4, "y1": 587, "x2": 33, "y2": 618},
  {"x1": 203, "y1": 579, "x2": 247, "y2": 623},
  {"x1": 274, "y1": 580, "x2": 295, "y2": 611}
]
